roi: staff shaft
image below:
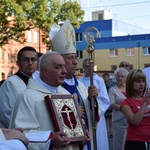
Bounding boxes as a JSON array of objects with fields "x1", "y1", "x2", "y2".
[
  {"x1": 89, "y1": 57, "x2": 97, "y2": 150},
  {"x1": 84, "y1": 26, "x2": 100, "y2": 150}
]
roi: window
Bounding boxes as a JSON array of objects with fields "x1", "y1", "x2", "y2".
[
  {"x1": 77, "y1": 51, "x2": 83, "y2": 59},
  {"x1": 98, "y1": 14, "x2": 103, "y2": 20},
  {"x1": 8, "y1": 52, "x2": 11, "y2": 63},
  {"x1": 2, "y1": 50, "x2": 5, "y2": 63},
  {"x1": 144, "y1": 64, "x2": 150, "y2": 68},
  {"x1": 143, "y1": 47, "x2": 150, "y2": 55},
  {"x1": 125, "y1": 48, "x2": 134, "y2": 56},
  {"x1": 111, "y1": 65, "x2": 117, "y2": 71},
  {"x1": 33, "y1": 32, "x2": 38, "y2": 43},
  {"x1": 109, "y1": 49, "x2": 118, "y2": 57},
  {"x1": 27, "y1": 31, "x2": 32, "y2": 42},
  {"x1": 76, "y1": 33, "x2": 82, "y2": 42}
]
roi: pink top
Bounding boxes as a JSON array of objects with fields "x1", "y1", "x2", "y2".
[
  {"x1": 121, "y1": 97, "x2": 150, "y2": 142},
  {"x1": 122, "y1": 91, "x2": 126, "y2": 96}
]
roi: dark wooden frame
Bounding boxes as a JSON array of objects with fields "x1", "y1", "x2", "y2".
[{"x1": 45, "y1": 94, "x2": 86, "y2": 142}]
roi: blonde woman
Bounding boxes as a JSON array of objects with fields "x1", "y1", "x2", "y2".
[{"x1": 121, "y1": 69, "x2": 150, "y2": 150}]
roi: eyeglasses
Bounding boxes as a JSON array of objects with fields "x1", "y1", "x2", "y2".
[
  {"x1": 121, "y1": 64, "x2": 129, "y2": 67},
  {"x1": 20, "y1": 57, "x2": 38, "y2": 63}
]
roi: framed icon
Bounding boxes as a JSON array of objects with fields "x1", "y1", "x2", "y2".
[{"x1": 45, "y1": 94, "x2": 86, "y2": 142}]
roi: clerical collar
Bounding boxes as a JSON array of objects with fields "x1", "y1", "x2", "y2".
[
  {"x1": 35, "y1": 76, "x2": 58, "y2": 93},
  {"x1": 19, "y1": 70, "x2": 31, "y2": 78},
  {"x1": 15, "y1": 70, "x2": 30, "y2": 85},
  {"x1": 64, "y1": 76, "x2": 75, "y2": 85}
]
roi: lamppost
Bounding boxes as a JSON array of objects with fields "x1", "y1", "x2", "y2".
[{"x1": 137, "y1": 42, "x2": 141, "y2": 69}]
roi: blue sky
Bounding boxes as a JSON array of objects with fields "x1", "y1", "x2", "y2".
[{"x1": 80, "y1": 0, "x2": 150, "y2": 30}]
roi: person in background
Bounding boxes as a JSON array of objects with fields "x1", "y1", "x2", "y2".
[
  {"x1": 102, "y1": 72, "x2": 113, "y2": 138},
  {"x1": 119, "y1": 60, "x2": 131, "y2": 72},
  {"x1": 49, "y1": 20, "x2": 103, "y2": 150},
  {"x1": 78, "y1": 58, "x2": 110, "y2": 150},
  {"x1": 0, "y1": 46, "x2": 38, "y2": 128},
  {"x1": 0, "y1": 128, "x2": 29, "y2": 150},
  {"x1": 102, "y1": 72, "x2": 116, "y2": 90},
  {"x1": 109, "y1": 67, "x2": 129, "y2": 150},
  {"x1": 9, "y1": 51, "x2": 90, "y2": 150},
  {"x1": 106, "y1": 60, "x2": 130, "y2": 90},
  {"x1": 121, "y1": 69, "x2": 150, "y2": 150}
]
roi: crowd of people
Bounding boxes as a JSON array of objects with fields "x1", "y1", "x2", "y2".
[{"x1": 0, "y1": 20, "x2": 150, "y2": 150}]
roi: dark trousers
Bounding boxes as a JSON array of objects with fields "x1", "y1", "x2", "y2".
[{"x1": 125, "y1": 141, "x2": 150, "y2": 150}]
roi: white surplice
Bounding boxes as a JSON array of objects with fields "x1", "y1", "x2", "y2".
[{"x1": 78, "y1": 73, "x2": 110, "y2": 150}]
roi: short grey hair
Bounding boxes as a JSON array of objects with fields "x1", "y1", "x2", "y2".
[
  {"x1": 114, "y1": 67, "x2": 129, "y2": 79},
  {"x1": 39, "y1": 51, "x2": 60, "y2": 70}
]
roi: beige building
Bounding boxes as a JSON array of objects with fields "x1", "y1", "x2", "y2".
[{"x1": 77, "y1": 41, "x2": 150, "y2": 77}]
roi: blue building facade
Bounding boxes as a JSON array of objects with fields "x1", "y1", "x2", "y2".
[
  {"x1": 75, "y1": 19, "x2": 150, "y2": 51},
  {"x1": 74, "y1": 19, "x2": 150, "y2": 73}
]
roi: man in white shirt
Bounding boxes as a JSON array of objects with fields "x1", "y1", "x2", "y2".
[
  {"x1": 79, "y1": 58, "x2": 110, "y2": 150},
  {"x1": 0, "y1": 46, "x2": 38, "y2": 128},
  {"x1": 9, "y1": 51, "x2": 90, "y2": 150},
  {"x1": 50, "y1": 20, "x2": 102, "y2": 150}
]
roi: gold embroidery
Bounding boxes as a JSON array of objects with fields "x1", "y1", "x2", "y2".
[{"x1": 64, "y1": 26, "x2": 76, "y2": 50}]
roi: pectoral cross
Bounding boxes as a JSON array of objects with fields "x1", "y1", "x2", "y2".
[{"x1": 61, "y1": 108, "x2": 74, "y2": 129}]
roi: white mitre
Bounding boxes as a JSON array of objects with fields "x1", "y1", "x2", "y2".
[{"x1": 49, "y1": 20, "x2": 76, "y2": 54}]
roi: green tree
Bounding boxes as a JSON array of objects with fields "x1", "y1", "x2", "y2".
[{"x1": 0, "y1": 0, "x2": 84, "y2": 49}]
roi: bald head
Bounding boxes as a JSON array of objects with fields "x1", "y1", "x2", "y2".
[{"x1": 119, "y1": 60, "x2": 130, "y2": 71}]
